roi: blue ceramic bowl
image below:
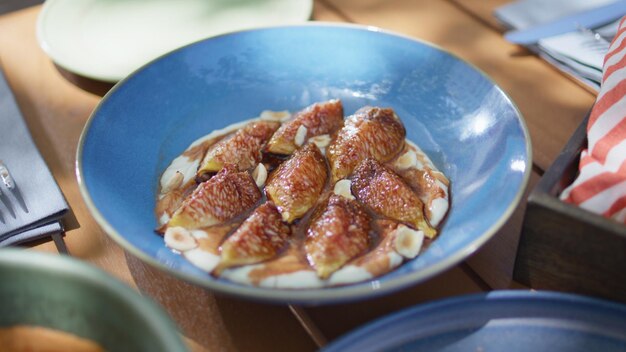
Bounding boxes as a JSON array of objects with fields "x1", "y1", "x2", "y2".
[
  {"x1": 322, "y1": 290, "x2": 626, "y2": 351},
  {"x1": 77, "y1": 24, "x2": 531, "y2": 304}
]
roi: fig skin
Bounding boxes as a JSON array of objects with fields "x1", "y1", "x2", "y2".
[
  {"x1": 305, "y1": 195, "x2": 371, "y2": 279},
  {"x1": 168, "y1": 165, "x2": 261, "y2": 229},
  {"x1": 265, "y1": 143, "x2": 328, "y2": 223},
  {"x1": 328, "y1": 106, "x2": 405, "y2": 182},
  {"x1": 351, "y1": 158, "x2": 436, "y2": 238},
  {"x1": 197, "y1": 120, "x2": 280, "y2": 178},
  {"x1": 266, "y1": 99, "x2": 344, "y2": 155},
  {"x1": 217, "y1": 203, "x2": 291, "y2": 272}
]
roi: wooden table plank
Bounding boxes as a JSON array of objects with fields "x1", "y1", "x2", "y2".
[
  {"x1": 313, "y1": 0, "x2": 348, "y2": 22},
  {"x1": 448, "y1": 0, "x2": 600, "y2": 95},
  {"x1": 323, "y1": 0, "x2": 595, "y2": 171},
  {"x1": 447, "y1": 0, "x2": 509, "y2": 31}
]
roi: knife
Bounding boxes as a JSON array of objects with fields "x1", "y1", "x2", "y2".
[{"x1": 504, "y1": 0, "x2": 626, "y2": 45}]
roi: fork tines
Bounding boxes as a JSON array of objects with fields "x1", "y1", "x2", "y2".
[{"x1": 0, "y1": 161, "x2": 15, "y2": 191}]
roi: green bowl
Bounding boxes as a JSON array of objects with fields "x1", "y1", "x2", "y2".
[{"x1": 0, "y1": 249, "x2": 188, "y2": 351}]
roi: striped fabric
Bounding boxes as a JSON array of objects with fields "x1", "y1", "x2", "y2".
[{"x1": 561, "y1": 17, "x2": 626, "y2": 222}]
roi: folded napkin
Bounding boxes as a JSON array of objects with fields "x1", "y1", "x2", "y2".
[
  {"x1": 494, "y1": 0, "x2": 616, "y2": 30},
  {"x1": 561, "y1": 16, "x2": 626, "y2": 222},
  {"x1": 0, "y1": 66, "x2": 69, "y2": 245},
  {"x1": 495, "y1": 0, "x2": 621, "y2": 91},
  {"x1": 0, "y1": 0, "x2": 43, "y2": 15}
]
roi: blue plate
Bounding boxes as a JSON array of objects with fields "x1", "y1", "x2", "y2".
[
  {"x1": 77, "y1": 24, "x2": 531, "y2": 304},
  {"x1": 323, "y1": 291, "x2": 626, "y2": 351}
]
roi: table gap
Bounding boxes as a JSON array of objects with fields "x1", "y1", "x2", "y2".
[
  {"x1": 51, "y1": 233, "x2": 69, "y2": 255},
  {"x1": 317, "y1": 0, "x2": 356, "y2": 23},
  {"x1": 460, "y1": 262, "x2": 494, "y2": 291},
  {"x1": 444, "y1": 0, "x2": 504, "y2": 33}
]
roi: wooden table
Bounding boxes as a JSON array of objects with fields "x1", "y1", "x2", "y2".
[{"x1": 0, "y1": 1, "x2": 597, "y2": 351}]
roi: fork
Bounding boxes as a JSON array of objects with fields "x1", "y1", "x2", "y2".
[
  {"x1": 0, "y1": 161, "x2": 16, "y2": 193},
  {"x1": 578, "y1": 26, "x2": 611, "y2": 53}
]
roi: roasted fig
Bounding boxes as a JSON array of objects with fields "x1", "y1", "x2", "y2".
[
  {"x1": 305, "y1": 195, "x2": 370, "y2": 279},
  {"x1": 328, "y1": 106, "x2": 405, "y2": 182},
  {"x1": 390, "y1": 147, "x2": 450, "y2": 227},
  {"x1": 266, "y1": 99, "x2": 344, "y2": 155},
  {"x1": 168, "y1": 165, "x2": 261, "y2": 229},
  {"x1": 265, "y1": 143, "x2": 328, "y2": 223},
  {"x1": 218, "y1": 203, "x2": 291, "y2": 271},
  {"x1": 197, "y1": 120, "x2": 280, "y2": 178},
  {"x1": 351, "y1": 158, "x2": 436, "y2": 238}
]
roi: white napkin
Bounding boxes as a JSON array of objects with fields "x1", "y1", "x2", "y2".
[
  {"x1": 495, "y1": 0, "x2": 621, "y2": 90},
  {"x1": 494, "y1": 0, "x2": 617, "y2": 30},
  {"x1": 0, "y1": 66, "x2": 68, "y2": 245}
]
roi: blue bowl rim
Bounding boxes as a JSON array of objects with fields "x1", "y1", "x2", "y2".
[
  {"x1": 321, "y1": 289, "x2": 626, "y2": 351},
  {"x1": 76, "y1": 22, "x2": 532, "y2": 304}
]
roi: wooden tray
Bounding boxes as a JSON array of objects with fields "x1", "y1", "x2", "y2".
[{"x1": 514, "y1": 114, "x2": 626, "y2": 303}]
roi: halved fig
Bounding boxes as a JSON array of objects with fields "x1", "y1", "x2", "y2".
[
  {"x1": 341, "y1": 220, "x2": 401, "y2": 278},
  {"x1": 390, "y1": 145, "x2": 450, "y2": 227},
  {"x1": 351, "y1": 158, "x2": 436, "y2": 238},
  {"x1": 197, "y1": 120, "x2": 280, "y2": 178},
  {"x1": 265, "y1": 143, "x2": 328, "y2": 223},
  {"x1": 155, "y1": 180, "x2": 197, "y2": 226},
  {"x1": 217, "y1": 203, "x2": 291, "y2": 271},
  {"x1": 398, "y1": 168, "x2": 446, "y2": 216},
  {"x1": 305, "y1": 195, "x2": 370, "y2": 279},
  {"x1": 328, "y1": 106, "x2": 405, "y2": 181},
  {"x1": 167, "y1": 165, "x2": 261, "y2": 229},
  {"x1": 265, "y1": 100, "x2": 344, "y2": 155}
]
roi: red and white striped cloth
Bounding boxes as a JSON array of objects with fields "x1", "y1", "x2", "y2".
[{"x1": 560, "y1": 17, "x2": 626, "y2": 222}]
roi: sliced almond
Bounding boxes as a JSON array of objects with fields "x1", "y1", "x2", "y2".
[
  {"x1": 333, "y1": 179, "x2": 355, "y2": 200},
  {"x1": 190, "y1": 229, "x2": 209, "y2": 239},
  {"x1": 183, "y1": 248, "x2": 220, "y2": 272},
  {"x1": 308, "y1": 134, "x2": 332, "y2": 149},
  {"x1": 164, "y1": 226, "x2": 198, "y2": 252},
  {"x1": 251, "y1": 163, "x2": 268, "y2": 188},
  {"x1": 294, "y1": 125, "x2": 308, "y2": 146},
  {"x1": 394, "y1": 225, "x2": 424, "y2": 259},
  {"x1": 394, "y1": 149, "x2": 418, "y2": 171},
  {"x1": 161, "y1": 171, "x2": 184, "y2": 194},
  {"x1": 158, "y1": 213, "x2": 171, "y2": 226},
  {"x1": 428, "y1": 197, "x2": 449, "y2": 228},
  {"x1": 260, "y1": 110, "x2": 291, "y2": 122}
]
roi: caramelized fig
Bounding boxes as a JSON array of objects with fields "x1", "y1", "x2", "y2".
[
  {"x1": 352, "y1": 158, "x2": 436, "y2": 238},
  {"x1": 398, "y1": 168, "x2": 446, "y2": 221},
  {"x1": 305, "y1": 195, "x2": 370, "y2": 279},
  {"x1": 265, "y1": 143, "x2": 328, "y2": 223},
  {"x1": 155, "y1": 180, "x2": 197, "y2": 227},
  {"x1": 197, "y1": 120, "x2": 280, "y2": 177},
  {"x1": 168, "y1": 165, "x2": 261, "y2": 229},
  {"x1": 266, "y1": 100, "x2": 344, "y2": 155},
  {"x1": 217, "y1": 203, "x2": 291, "y2": 271},
  {"x1": 328, "y1": 106, "x2": 405, "y2": 181},
  {"x1": 389, "y1": 146, "x2": 450, "y2": 227}
]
